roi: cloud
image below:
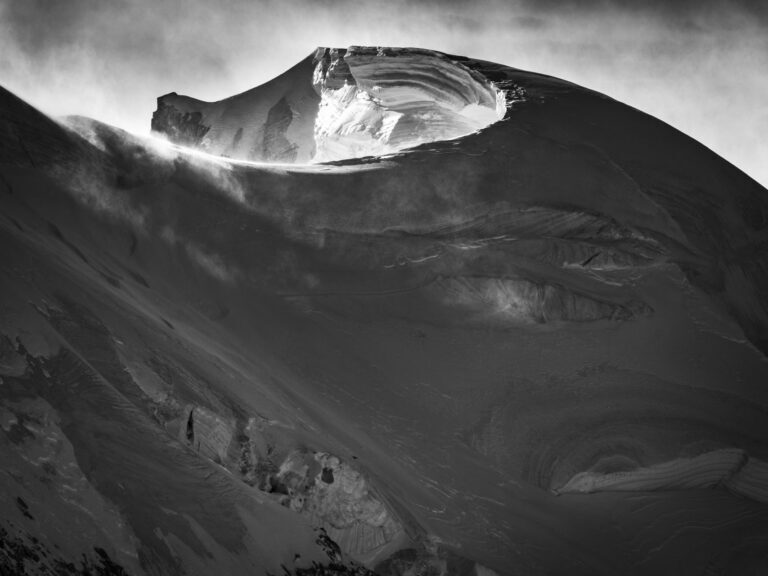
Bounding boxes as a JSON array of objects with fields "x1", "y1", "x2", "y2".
[{"x1": 1, "y1": 0, "x2": 767, "y2": 186}]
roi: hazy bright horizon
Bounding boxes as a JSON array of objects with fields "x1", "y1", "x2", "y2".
[{"x1": 1, "y1": 0, "x2": 767, "y2": 187}]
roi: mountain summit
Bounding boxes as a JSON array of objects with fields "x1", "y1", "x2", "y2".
[{"x1": 152, "y1": 47, "x2": 507, "y2": 164}]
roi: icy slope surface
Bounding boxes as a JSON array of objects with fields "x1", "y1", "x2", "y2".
[{"x1": 151, "y1": 55, "x2": 320, "y2": 163}]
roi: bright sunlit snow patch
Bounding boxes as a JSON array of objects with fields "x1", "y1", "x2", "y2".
[{"x1": 312, "y1": 48, "x2": 506, "y2": 162}]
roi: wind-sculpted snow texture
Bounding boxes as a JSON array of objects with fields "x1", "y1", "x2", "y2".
[
  {"x1": 311, "y1": 47, "x2": 505, "y2": 161},
  {"x1": 556, "y1": 448, "x2": 768, "y2": 504},
  {"x1": 2, "y1": 46, "x2": 768, "y2": 576}
]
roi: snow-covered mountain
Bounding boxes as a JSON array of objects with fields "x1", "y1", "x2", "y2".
[
  {"x1": 152, "y1": 47, "x2": 506, "y2": 163},
  {"x1": 2, "y1": 46, "x2": 768, "y2": 576}
]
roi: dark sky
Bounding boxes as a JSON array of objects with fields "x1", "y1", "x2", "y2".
[{"x1": 1, "y1": 0, "x2": 767, "y2": 186}]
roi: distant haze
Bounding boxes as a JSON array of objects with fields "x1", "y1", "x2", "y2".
[{"x1": 1, "y1": 0, "x2": 767, "y2": 187}]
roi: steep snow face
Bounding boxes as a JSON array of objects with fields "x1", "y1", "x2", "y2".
[
  {"x1": 151, "y1": 55, "x2": 321, "y2": 163},
  {"x1": 312, "y1": 47, "x2": 505, "y2": 162}
]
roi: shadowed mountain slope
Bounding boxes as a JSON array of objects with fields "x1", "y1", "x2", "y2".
[{"x1": 2, "y1": 47, "x2": 768, "y2": 576}]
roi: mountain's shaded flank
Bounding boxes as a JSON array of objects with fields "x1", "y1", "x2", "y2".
[{"x1": 2, "y1": 47, "x2": 768, "y2": 576}]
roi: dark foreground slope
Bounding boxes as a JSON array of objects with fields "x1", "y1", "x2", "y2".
[{"x1": 2, "y1": 47, "x2": 768, "y2": 576}]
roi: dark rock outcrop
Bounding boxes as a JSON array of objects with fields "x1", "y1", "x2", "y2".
[
  {"x1": 262, "y1": 97, "x2": 298, "y2": 162},
  {"x1": 151, "y1": 94, "x2": 210, "y2": 147}
]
